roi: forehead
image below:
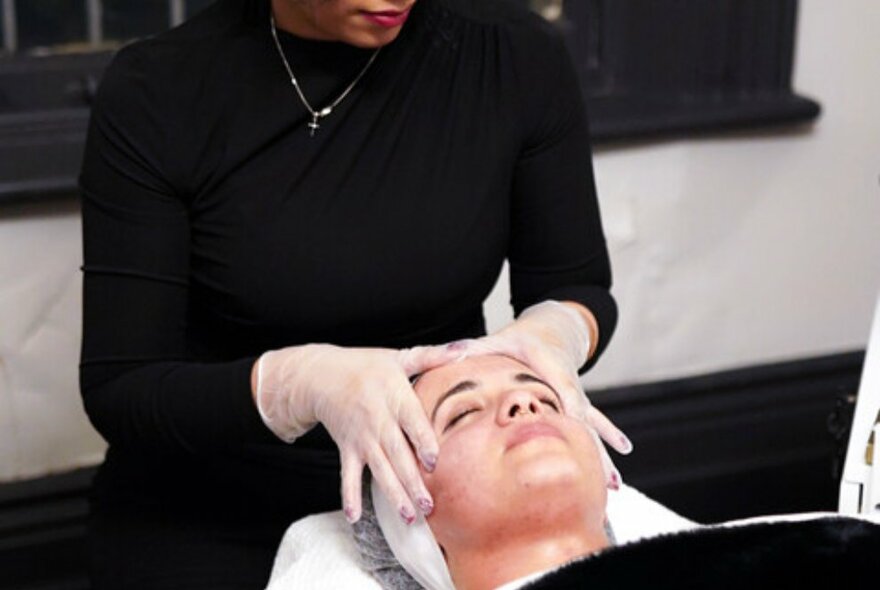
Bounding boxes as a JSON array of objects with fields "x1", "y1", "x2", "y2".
[{"x1": 413, "y1": 354, "x2": 534, "y2": 400}]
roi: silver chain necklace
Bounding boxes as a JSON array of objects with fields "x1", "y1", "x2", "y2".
[{"x1": 269, "y1": 12, "x2": 381, "y2": 137}]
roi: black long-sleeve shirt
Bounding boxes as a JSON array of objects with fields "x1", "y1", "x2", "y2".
[{"x1": 79, "y1": 0, "x2": 616, "y2": 524}]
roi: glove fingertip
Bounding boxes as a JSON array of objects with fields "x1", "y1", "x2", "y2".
[
  {"x1": 344, "y1": 504, "x2": 361, "y2": 524},
  {"x1": 612, "y1": 433, "x2": 633, "y2": 455},
  {"x1": 340, "y1": 455, "x2": 364, "y2": 524},
  {"x1": 445, "y1": 339, "x2": 470, "y2": 352},
  {"x1": 419, "y1": 448, "x2": 438, "y2": 472},
  {"x1": 609, "y1": 467, "x2": 622, "y2": 491},
  {"x1": 404, "y1": 343, "x2": 466, "y2": 374},
  {"x1": 342, "y1": 485, "x2": 363, "y2": 524}
]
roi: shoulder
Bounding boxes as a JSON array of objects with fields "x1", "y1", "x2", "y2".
[
  {"x1": 98, "y1": 0, "x2": 258, "y2": 101},
  {"x1": 421, "y1": 0, "x2": 566, "y2": 54},
  {"x1": 427, "y1": 0, "x2": 546, "y2": 28},
  {"x1": 418, "y1": 0, "x2": 579, "y2": 145}
]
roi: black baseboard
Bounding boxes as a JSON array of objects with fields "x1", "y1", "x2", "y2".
[
  {"x1": 591, "y1": 350, "x2": 864, "y2": 523},
  {"x1": 0, "y1": 469, "x2": 92, "y2": 590},
  {"x1": 0, "y1": 350, "x2": 865, "y2": 588}
]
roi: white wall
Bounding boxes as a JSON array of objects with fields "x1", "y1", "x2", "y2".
[
  {"x1": 588, "y1": 0, "x2": 880, "y2": 386},
  {"x1": 0, "y1": 199, "x2": 103, "y2": 482},
  {"x1": 489, "y1": 0, "x2": 880, "y2": 388},
  {"x1": 2, "y1": 0, "x2": 879, "y2": 481}
]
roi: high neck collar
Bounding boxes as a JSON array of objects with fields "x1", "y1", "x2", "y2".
[{"x1": 241, "y1": 0, "x2": 271, "y2": 30}]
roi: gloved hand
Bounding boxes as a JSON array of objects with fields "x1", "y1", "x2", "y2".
[
  {"x1": 461, "y1": 300, "x2": 632, "y2": 488},
  {"x1": 254, "y1": 343, "x2": 465, "y2": 524}
]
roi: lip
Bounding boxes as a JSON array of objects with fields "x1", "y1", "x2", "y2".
[
  {"x1": 361, "y1": 7, "x2": 412, "y2": 28},
  {"x1": 505, "y1": 422, "x2": 565, "y2": 451}
]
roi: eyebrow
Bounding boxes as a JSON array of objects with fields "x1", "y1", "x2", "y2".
[
  {"x1": 430, "y1": 372, "x2": 562, "y2": 424},
  {"x1": 430, "y1": 380, "x2": 478, "y2": 423}
]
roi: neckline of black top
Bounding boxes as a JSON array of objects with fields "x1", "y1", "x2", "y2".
[
  {"x1": 268, "y1": 3, "x2": 425, "y2": 81},
  {"x1": 273, "y1": 26, "x2": 377, "y2": 62}
]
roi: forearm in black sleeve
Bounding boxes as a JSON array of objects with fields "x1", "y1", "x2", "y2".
[
  {"x1": 79, "y1": 45, "x2": 277, "y2": 456},
  {"x1": 508, "y1": 24, "x2": 617, "y2": 373}
]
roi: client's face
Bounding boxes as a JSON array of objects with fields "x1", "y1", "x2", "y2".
[{"x1": 413, "y1": 355, "x2": 608, "y2": 557}]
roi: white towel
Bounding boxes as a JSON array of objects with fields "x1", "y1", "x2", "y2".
[{"x1": 266, "y1": 482, "x2": 697, "y2": 589}]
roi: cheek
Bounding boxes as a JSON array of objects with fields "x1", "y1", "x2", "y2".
[
  {"x1": 312, "y1": 2, "x2": 348, "y2": 26},
  {"x1": 577, "y1": 429, "x2": 604, "y2": 475},
  {"x1": 424, "y1": 427, "x2": 500, "y2": 542},
  {"x1": 426, "y1": 432, "x2": 487, "y2": 500},
  {"x1": 572, "y1": 428, "x2": 608, "y2": 505}
]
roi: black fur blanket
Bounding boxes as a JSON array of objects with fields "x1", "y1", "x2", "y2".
[{"x1": 525, "y1": 517, "x2": 880, "y2": 589}]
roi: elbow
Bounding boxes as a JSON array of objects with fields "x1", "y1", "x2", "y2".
[
  {"x1": 79, "y1": 366, "x2": 126, "y2": 447},
  {"x1": 80, "y1": 380, "x2": 120, "y2": 447}
]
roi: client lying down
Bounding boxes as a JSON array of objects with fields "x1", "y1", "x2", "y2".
[
  {"x1": 369, "y1": 353, "x2": 614, "y2": 589},
  {"x1": 267, "y1": 354, "x2": 880, "y2": 589}
]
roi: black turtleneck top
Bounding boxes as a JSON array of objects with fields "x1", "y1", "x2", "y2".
[{"x1": 79, "y1": 0, "x2": 615, "y2": 548}]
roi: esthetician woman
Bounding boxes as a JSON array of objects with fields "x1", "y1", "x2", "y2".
[{"x1": 78, "y1": 0, "x2": 630, "y2": 587}]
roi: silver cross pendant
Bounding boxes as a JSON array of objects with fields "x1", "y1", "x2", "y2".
[
  {"x1": 308, "y1": 114, "x2": 321, "y2": 137},
  {"x1": 307, "y1": 107, "x2": 333, "y2": 138}
]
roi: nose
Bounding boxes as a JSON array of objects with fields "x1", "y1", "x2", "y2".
[{"x1": 498, "y1": 389, "x2": 546, "y2": 424}]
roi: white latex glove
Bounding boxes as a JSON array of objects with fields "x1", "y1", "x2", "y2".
[
  {"x1": 462, "y1": 300, "x2": 632, "y2": 488},
  {"x1": 255, "y1": 343, "x2": 465, "y2": 524}
]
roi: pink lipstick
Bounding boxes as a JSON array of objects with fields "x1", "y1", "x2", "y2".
[{"x1": 361, "y1": 7, "x2": 411, "y2": 28}]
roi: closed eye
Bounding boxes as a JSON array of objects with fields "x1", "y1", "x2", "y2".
[
  {"x1": 444, "y1": 408, "x2": 479, "y2": 432},
  {"x1": 541, "y1": 397, "x2": 560, "y2": 413}
]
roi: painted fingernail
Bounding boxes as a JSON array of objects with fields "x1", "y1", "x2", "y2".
[
  {"x1": 619, "y1": 434, "x2": 633, "y2": 454},
  {"x1": 609, "y1": 470, "x2": 621, "y2": 490},
  {"x1": 421, "y1": 451, "x2": 438, "y2": 472},
  {"x1": 417, "y1": 496, "x2": 434, "y2": 516},
  {"x1": 400, "y1": 505, "x2": 416, "y2": 525},
  {"x1": 447, "y1": 340, "x2": 469, "y2": 352},
  {"x1": 344, "y1": 507, "x2": 358, "y2": 524}
]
